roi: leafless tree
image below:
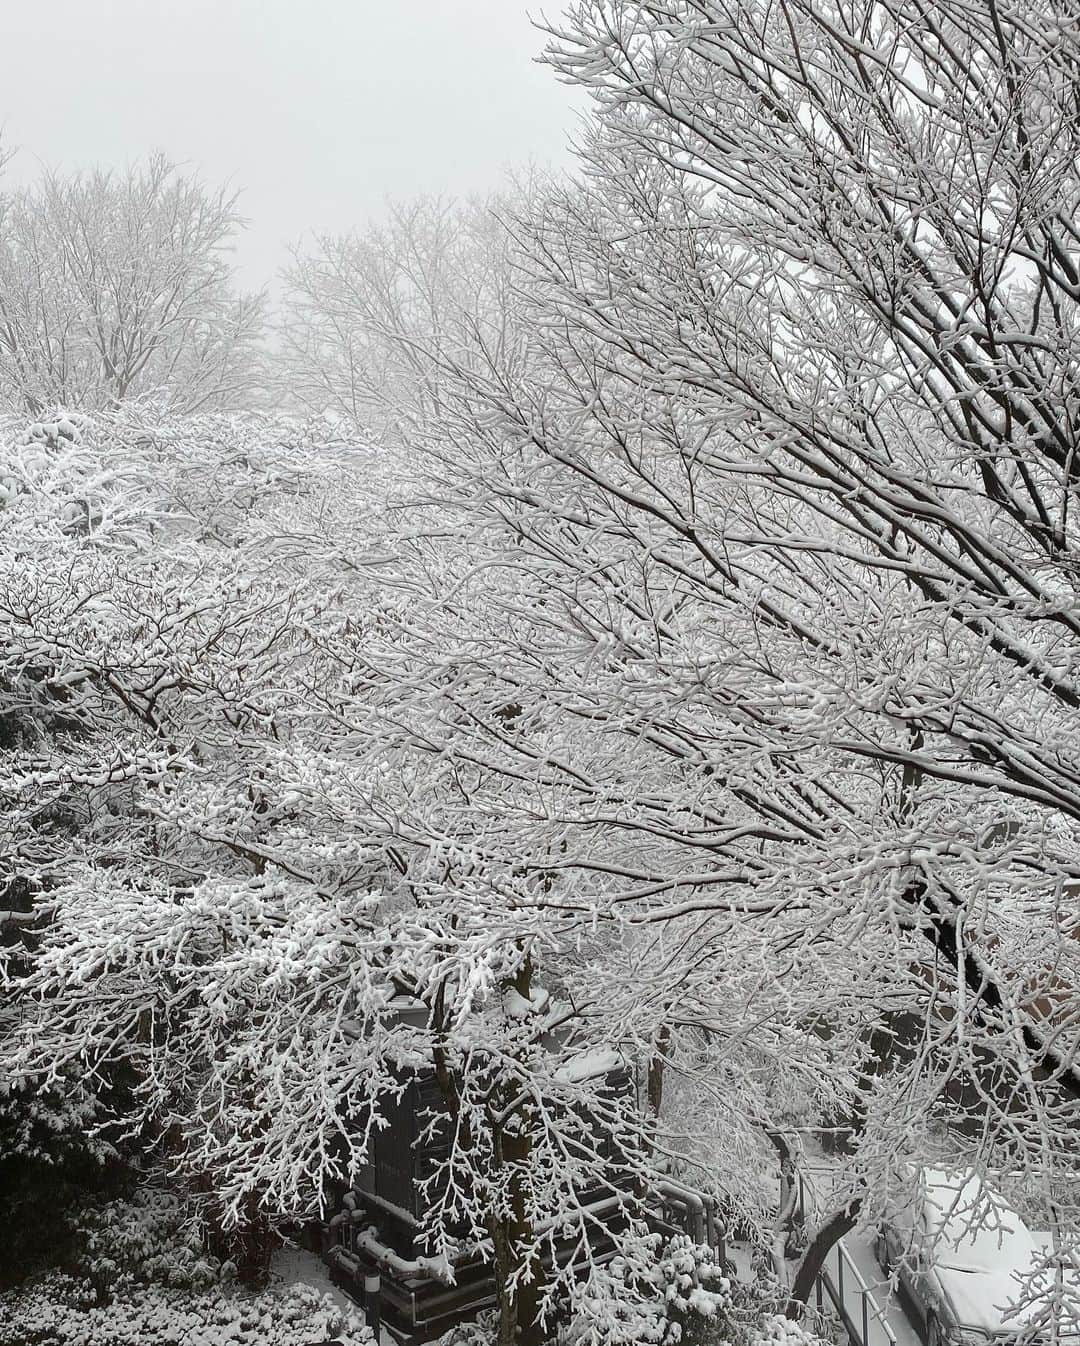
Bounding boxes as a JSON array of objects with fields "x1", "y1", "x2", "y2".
[
  {"x1": 310, "y1": 0, "x2": 1080, "y2": 1321},
  {"x1": 0, "y1": 153, "x2": 265, "y2": 414},
  {"x1": 278, "y1": 191, "x2": 533, "y2": 442}
]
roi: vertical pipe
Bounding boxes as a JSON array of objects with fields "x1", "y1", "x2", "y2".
[
  {"x1": 862, "y1": 1287, "x2": 869, "y2": 1346},
  {"x1": 364, "y1": 1272, "x2": 382, "y2": 1343}
]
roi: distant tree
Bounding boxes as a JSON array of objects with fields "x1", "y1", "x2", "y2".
[
  {"x1": 0, "y1": 154, "x2": 265, "y2": 414},
  {"x1": 278, "y1": 193, "x2": 526, "y2": 441}
]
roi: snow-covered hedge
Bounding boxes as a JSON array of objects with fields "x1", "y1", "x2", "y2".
[
  {"x1": 0, "y1": 1273, "x2": 371, "y2": 1346},
  {"x1": 752, "y1": 1315, "x2": 832, "y2": 1346},
  {"x1": 75, "y1": 1189, "x2": 222, "y2": 1297},
  {"x1": 0, "y1": 1184, "x2": 371, "y2": 1346}
]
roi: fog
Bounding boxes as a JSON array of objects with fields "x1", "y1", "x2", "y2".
[{"x1": 0, "y1": 1, "x2": 583, "y2": 287}]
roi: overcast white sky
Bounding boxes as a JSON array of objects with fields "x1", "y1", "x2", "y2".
[{"x1": 0, "y1": 1, "x2": 584, "y2": 289}]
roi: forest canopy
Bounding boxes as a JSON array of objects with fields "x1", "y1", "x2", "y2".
[{"x1": 2, "y1": 3, "x2": 1080, "y2": 1345}]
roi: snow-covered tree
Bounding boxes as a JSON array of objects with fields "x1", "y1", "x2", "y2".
[
  {"x1": 279, "y1": 192, "x2": 529, "y2": 441},
  {"x1": 0, "y1": 155, "x2": 265, "y2": 415},
  {"x1": 0, "y1": 406, "x2": 735, "y2": 1345},
  {"x1": 0, "y1": 408, "x2": 377, "y2": 1268},
  {"x1": 273, "y1": 0, "x2": 1080, "y2": 1319},
  {"x1": 505, "y1": 0, "x2": 1080, "y2": 1313}
]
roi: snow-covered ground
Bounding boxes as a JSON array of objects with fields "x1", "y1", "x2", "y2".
[
  {"x1": 271, "y1": 1246, "x2": 362, "y2": 1323},
  {"x1": 271, "y1": 1250, "x2": 409, "y2": 1346}
]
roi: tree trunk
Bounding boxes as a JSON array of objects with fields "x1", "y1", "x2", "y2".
[
  {"x1": 491, "y1": 1199, "x2": 520, "y2": 1346},
  {"x1": 492, "y1": 951, "x2": 546, "y2": 1346},
  {"x1": 502, "y1": 1117, "x2": 545, "y2": 1346},
  {"x1": 766, "y1": 1131, "x2": 798, "y2": 1289},
  {"x1": 784, "y1": 1201, "x2": 860, "y2": 1319},
  {"x1": 646, "y1": 1022, "x2": 671, "y2": 1142}
]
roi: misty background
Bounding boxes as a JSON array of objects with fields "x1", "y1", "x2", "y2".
[{"x1": 0, "y1": 1, "x2": 581, "y2": 287}]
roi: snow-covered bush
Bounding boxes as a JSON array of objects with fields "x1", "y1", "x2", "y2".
[
  {"x1": 0, "y1": 1183, "x2": 372, "y2": 1345},
  {"x1": 561, "y1": 1233, "x2": 735, "y2": 1346},
  {"x1": 430, "y1": 1285, "x2": 835, "y2": 1346},
  {"x1": 73, "y1": 1188, "x2": 222, "y2": 1302},
  {"x1": 751, "y1": 1315, "x2": 831, "y2": 1346},
  {"x1": 0, "y1": 1071, "x2": 126, "y2": 1287},
  {"x1": 0, "y1": 1274, "x2": 371, "y2": 1346},
  {"x1": 432, "y1": 1312, "x2": 501, "y2": 1346}
]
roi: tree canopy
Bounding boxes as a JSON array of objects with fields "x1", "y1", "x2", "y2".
[{"x1": 3, "y1": 3, "x2": 1080, "y2": 1344}]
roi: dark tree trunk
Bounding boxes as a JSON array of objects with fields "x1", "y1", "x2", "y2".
[
  {"x1": 766, "y1": 1131, "x2": 799, "y2": 1287},
  {"x1": 646, "y1": 1022, "x2": 671, "y2": 1127},
  {"x1": 919, "y1": 884, "x2": 1080, "y2": 1102},
  {"x1": 496, "y1": 1115, "x2": 545, "y2": 1346},
  {"x1": 489, "y1": 952, "x2": 546, "y2": 1346},
  {"x1": 785, "y1": 1201, "x2": 861, "y2": 1319}
]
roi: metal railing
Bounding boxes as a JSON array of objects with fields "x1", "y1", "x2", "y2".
[
  {"x1": 814, "y1": 1224, "x2": 899, "y2": 1346},
  {"x1": 797, "y1": 1172, "x2": 898, "y2": 1346}
]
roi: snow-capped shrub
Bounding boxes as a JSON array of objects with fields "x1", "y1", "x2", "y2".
[
  {"x1": 16, "y1": 414, "x2": 84, "y2": 451},
  {"x1": 751, "y1": 1315, "x2": 831, "y2": 1346},
  {"x1": 432, "y1": 1311, "x2": 500, "y2": 1346},
  {"x1": 0, "y1": 1274, "x2": 372, "y2": 1346},
  {"x1": 0, "y1": 1184, "x2": 373, "y2": 1344},
  {"x1": 73, "y1": 1188, "x2": 222, "y2": 1302},
  {"x1": 0, "y1": 1074, "x2": 124, "y2": 1287},
  {"x1": 561, "y1": 1233, "x2": 735, "y2": 1346}
]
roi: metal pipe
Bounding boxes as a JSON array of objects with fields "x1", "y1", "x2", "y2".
[{"x1": 364, "y1": 1271, "x2": 382, "y2": 1342}]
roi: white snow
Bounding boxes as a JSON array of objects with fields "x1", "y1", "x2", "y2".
[
  {"x1": 270, "y1": 1245, "x2": 360, "y2": 1322},
  {"x1": 554, "y1": 1048, "x2": 622, "y2": 1084}
]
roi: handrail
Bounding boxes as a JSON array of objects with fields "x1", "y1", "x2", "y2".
[
  {"x1": 797, "y1": 1171, "x2": 898, "y2": 1346},
  {"x1": 830, "y1": 1234, "x2": 898, "y2": 1346}
]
